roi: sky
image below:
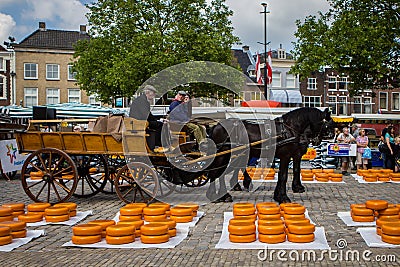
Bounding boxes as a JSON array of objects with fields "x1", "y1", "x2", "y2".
[{"x1": 0, "y1": 0, "x2": 331, "y2": 54}]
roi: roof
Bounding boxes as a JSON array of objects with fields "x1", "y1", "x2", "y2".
[
  {"x1": 232, "y1": 49, "x2": 256, "y2": 83},
  {"x1": 241, "y1": 100, "x2": 281, "y2": 108},
  {"x1": 16, "y1": 29, "x2": 90, "y2": 50}
]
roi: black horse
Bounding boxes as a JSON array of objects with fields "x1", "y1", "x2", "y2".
[{"x1": 207, "y1": 107, "x2": 333, "y2": 203}]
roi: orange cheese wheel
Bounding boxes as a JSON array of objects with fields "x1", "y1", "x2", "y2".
[
  {"x1": 233, "y1": 207, "x2": 256, "y2": 216},
  {"x1": 301, "y1": 177, "x2": 314, "y2": 181},
  {"x1": 365, "y1": 200, "x2": 388, "y2": 210},
  {"x1": 229, "y1": 233, "x2": 256, "y2": 243},
  {"x1": 0, "y1": 215, "x2": 14, "y2": 222},
  {"x1": 2, "y1": 203, "x2": 25, "y2": 211},
  {"x1": 148, "y1": 219, "x2": 176, "y2": 229},
  {"x1": 106, "y1": 225, "x2": 135, "y2": 237},
  {"x1": 0, "y1": 221, "x2": 26, "y2": 231},
  {"x1": 140, "y1": 223, "x2": 169, "y2": 236},
  {"x1": 192, "y1": 211, "x2": 198, "y2": 217},
  {"x1": 377, "y1": 227, "x2": 382, "y2": 236},
  {"x1": 228, "y1": 223, "x2": 256, "y2": 235},
  {"x1": 283, "y1": 213, "x2": 306, "y2": 220},
  {"x1": 170, "y1": 207, "x2": 193, "y2": 216},
  {"x1": 69, "y1": 210, "x2": 77, "y2": 217},
  {"x1": 18, "y1": 213, "x2": 43, "y2": 223},
  {"x1": 287, "y1": 223, "x2": 315, "y2": 235},
  {"x1": 45, "y1": 206, "x2": 69, "y2": 216},
  {"x1": 71, "y1": 234, "x2": 102, "y2": 245},
  {"x1": 30, "y1": 171, "x2": 44, "y2": 177},
  {"x1": 233, "y1": 214, "x2": 257, "y2": 221},
  {"x1": 364, "y1": 177, "x2": 378, "y2": 182},
  {"x1": 330, "y1": 173, "x2": 342, "y2": 178},
  {"x1": 53, "y1": 202, "x2": 77, "y2": 211},
  {"x1": 378, "y1": 173, "x2": 390, "y2": 178},
  {"x1": 381, "y1": 222, "x2": 400, "y2": 236},
  {"x1": 301, "y1": 173, "x2": 314, "y2": 179},
  {"x1": 73, "y1": 224, "x2": 102, "y2": 236},
  {"x1": 143, "y1": 207, "x2": 166, "y2": 216},
  {"x1": 287, "y1": 232, "x2": 315, "y2": 243},
  {"x1": 233, "y1": 203, "x2": 254, "y2": 209},
  {"x1": 125, "y1": 203, "x2": 147, "y2": 210},
  {"x1": 315, "y1": 176, "x2": 329, "y2": 182},
  {"x1": 330, "y1": 177, "x2": 343, "y2": 182},
  {"x1": 144, "y1": 214, "x2": 167, "y2": 222},
  {"x1": 285, "y1": 218, "x2": 310, "y2": 226},
  {"x1": 315, "y1": 172, "x2": 329, "y2": 178},
  {"x1": 323, "y1": 169, "x2": 334, "y2": 173},
  {"x1": 168, "y1": 228, "x2": 177, "y2": 237},
  {"x1": 229, "y1": 218, "x2": 256, "y2": 226},
  {"x1": 45, "y1": 214, "x2": 70, "y2": 222},
  {"x1": 382, "y1": 169, "x2": 393, "y2": 173},
  {"x1": 140, "y1": 234, "x2": 169, "y2": 244},
  {"x1": 120, "y1": 206, "x2": 143, "y2": 216},
  {"x1": 258, "y1": 213, "x2": 281, "y2": 220},
  {"x1": 376, "y1": 218, "x2": 400, "y2": 228},
  {"x1": 175, "y1": 203, "x2": 199, "y2": 211},
  {"x1": 284, "y1": 205, "x2": 306, "y2": 215},
  {"x1": 312, "y1": 169, "x2": 323, "y2": 173},
  {"x1": 350, "y1": 204, "x2": 366, "y2": 209},
  {"x1": 381, "y1": 233, "x2": 400, "y2": 245},
  {"x1": 27, "y1": 203, "x2": 51, "y2": 212},
  {"x1": 391, "y1": 173, "x2": 400, "y2": 178},
  {"x1": 27, "y1": 211, "x2": 45, "y2": 217},
  {"x1": 62, "y1": 174, "x2": 74, "y2": 180},
  {"x1": 87, "y1": 220, "x2": 116, "y2": 230},
  {"x1": 369, "y1": 169, "x2": 381, "y2": 173},
  {"x1": 0, "y1": 226, "x2": 11, "y2": 237},
  {"x1": 378, "y1": 177, "x2": 391, "y2": 182},
  {"x1": 280, "y1": 203, "x2": 301, "y2": 211},
  {"x1": 378, "y1": 215, "x2": 400, "y2": 220},
  {"x1": 148, "y1": 202, "x2": 171, "y2": 210},
  {"x1": 379, "y1": 207, "x2": 400, "y2": 216},
  {"x1": 119, "y1": 215, "x2": 142, "y2": 221},
  {"x1": 88, "y1": 167, "x2": 98, "y2": 173},
  {"x1": 258, "y1": 233, "x2": 286, "y2": 244},
  {"x1": 258, "y1": 224, "x2": 285, "y2": 235},
  {"x1": 169, "y1": 215, "x2": 193, "y2": 223},
  {"x1": 0, "y1": 207, "x2": 12, "y2": 216},
  {"x1": 117, "y1": 220, "x2": 144, "y2": 229},
  {"x1": 0, "y1": 235, "x2": 12, "y2": 246},
  {"x1": 351, "y1": 207, "x2": 374, "y2": 216},
  {"x1": 106, "y1": 234, "x2": 135, "y2": 245},
  {"x1": 257, "y1": 205, "x2": 280, "y2": 215},
  {"x1": 101, "y1": 231, "x2": 106, "y2": 238},
  {"x1": 351, "y1": 214, "x2": 375, "y2": 222},
  {"x1": 11, "y1": 229, "x2": 27, "y2": 238},
  {"x1": 391, "y1": 178, "x2": 400, "y2": 182},
  {"x1": 12, "y1": 211, "x2": 25, "y2": 218},
  {"x1": 258, "y1": 219, "x2": 284, "y2": 226}
]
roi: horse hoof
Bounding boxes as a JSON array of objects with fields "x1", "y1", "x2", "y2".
[
  {"x1": 273, "y1": 195, "x2": 291, "y2": 204},
  {"x1": 292, "y1": 185, "x2": 305, "y2": 193},
  {"x1": 224, "y1": 194, "x2": 233, "y2": 202},
  {"x1": 244, "y1": 183, "x2": 253, "y2": 192},
  {"x1": 232, "y1": 183, "x2": 242, "y2": 191}
]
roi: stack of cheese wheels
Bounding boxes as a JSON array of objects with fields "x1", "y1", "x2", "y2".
[
  {"x1": 363, "y1": 172, "x2": 378, "y2": 182},
  {"x1": 378, "y1": 169, "x2": 392, "y2": 182},
  {"x1": 0, "y1": 207, "x2": 13, "y2": 222},
  {"x1": 301, "y1": 169, "x2": 314, "y2": 181},
  {"x1": 381, "y1": 222, "x2": 400, "y2": 244},
  {"x1": 105, "y1": 224, "x2": 135, "y2": 245},
  {"x1": 257, "y1": 202, "x2": 286, "y2": 243},
  {"x1": 143, "y1": 206, "x2": 167, "y2": 222},
  {"x1": 175, "y1": 203, "x2": 199, "y2": 217},
  {"x1": 329, "y1": 172, "x2": 343, "y2": 182},
  {"x1": 27, "y1": 203, "x2": 51, "y2": 218},
  {"x1": 0, "y1": 220, "x2": 27, "y2": 238},
  {"x1": 246, "y1": 167, "x2": 255, "y2": 180},
  {"x1": 88, "y1": 220, "x2": 116, "y2": 238},
  {"x1": 17, "y1": 212, "x2": 43, "y2": 223},
  {"x1": 0, "y1": 226, "x2": 12, "y2": 246},
  {"x1": 228, "y1": 219, "x2": 256, "y2": 243},
  {"x1": 2, "y1": 203, "x2": 25, "y2": 218},
  {"x1": 263, "y1": 168, "x2": 276, "y2": 180},
  {"x1": 233, "y1": 203, "x2": 256, "y2": 221},
  {"x1": 169, "y1": 206, "x2": 193, "y2": 223},
  {"x1": 281, "y1": 203, "x2": 307, "y2": 222},
  {"x1": 71, "y1": 224, "x2": 102, "y2": 245},
  {"x1": 30, "y1": 171, "x2": 44, "y2": 180},
  {"x1": 148, "y1": 202, "x2": 171, "y2": 217},
  {"x1": 53, "y1": 202, "x2": 78, "y2": 217},
  {"x1": 362, "y1": 200, "x2": 389, "y2": 223},
  {"x1": 315, "y1": 172, "x2": 329, "y2": 182},
  {"x1": 390, "y1": 172, "x2": 400, "y2": 182},
  {"x1": 287, "y1": 220, "x2": 316, "y2": 243},
  {"x1": 256, "y1": 202, "x2": 280, "y2": 221},
  {"x1": 377, "y1": 204, "x2": 400, "y2": 220},
  {"x1": 117, "y1": 220, "x2": 144, "y2": 237},
  {"x1": 312, "y1": 169, "x2": 323, "y2": 176},
  {"x1": 119, "y1": 205, "x2": 144, "y2": 221},
  {"x1": 140, "y1": 223, "x2": 169, "y2": 244},
  {"x1": 44, "y1": 206, "x2": 70, "y2": 223},
  {"x1": 350, "y1": 203, "x2": 374, "y2": 222},
  {"x1": 252, "y1": 168, "x2": 263, "y2": 180},
  {"x1": 150, "y1": 219, "x2": 177, "y2": 237},
  {"x1": 376, "y1": 217, "x2": 400, "y2": 236}
]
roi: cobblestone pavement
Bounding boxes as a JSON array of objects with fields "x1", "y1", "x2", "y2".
[{"x1": 0, "y1": 173, "x2": 399, "y2": 267}]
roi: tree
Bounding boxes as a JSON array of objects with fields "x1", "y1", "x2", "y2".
[
  {"x1": 73, "y1": 0, "x2": 239, "y2": 103},
  {"x1": 291, "y1": 0, "x2": 400, "y2": 94}
]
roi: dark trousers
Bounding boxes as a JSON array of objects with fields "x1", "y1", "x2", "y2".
[
  {"x1": 385, "y1": 153, "x2": 395, "y2": 171},
  {"x1": 148, "y1": 120, "x2": 170, "y2": 147}
]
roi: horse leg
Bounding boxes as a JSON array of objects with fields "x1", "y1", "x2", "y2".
[
  {"x1": 242, "y1": 168, "x2": 252, "y2": 192},
  {"x1": 217, "y1": 176, "x2": 233, "y2": 202},
  {"x1": 273, "y1": 157, "x2": 291, "y2": 203},
  {"x1": 230, "y1": 168, "x2": 242, "y2": 191},
  {"x1": 292, "y1": 155, "x2": 305, "y2": 193},
  {"x1": 206, "y1": 178, "x2": 218, "y2": 201}
]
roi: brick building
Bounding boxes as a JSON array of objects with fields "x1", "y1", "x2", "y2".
[{"x1": 0, "y1": 45, "x2": 13, "y2": 106}]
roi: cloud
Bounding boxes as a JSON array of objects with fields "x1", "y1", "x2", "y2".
[{"x1": 0, "y1": 13, "x2": 16, "y2": 44}]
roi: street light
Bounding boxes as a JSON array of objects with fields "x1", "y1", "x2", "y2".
[{"x1": 260, "y1": 3, "x2": 270, "y2": 99}]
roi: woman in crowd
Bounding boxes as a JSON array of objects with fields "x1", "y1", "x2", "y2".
[
  {"x1": 356, "y1": 128, "x2": 369, "y2": 170},
  {"x1": 384, "y1": 126, "x2": 396, "y2": 171}
]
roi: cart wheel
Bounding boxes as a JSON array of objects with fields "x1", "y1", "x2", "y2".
[
  {"x1": 114, "y1": 162, "x2": 159, "y2": 204},
  {"x1": 153, "y1": 166, "x2": 176, "y2": 198},
  {"x1": 70, "y1": 155, "x2": 109, "y2": 198},
  {"x1": 102, "y1": 155, "x2": 126, "y2": 194},
  {"x1": 21, "y1": 148, "x2": 78, "y2": 204},
  {"x1": 184, "y1": 174, "x2": 210, "y2": 187}
]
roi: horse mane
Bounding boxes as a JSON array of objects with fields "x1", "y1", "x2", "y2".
[{"x1": 282, "y1": 107, "x2": 323, "y2": 122}]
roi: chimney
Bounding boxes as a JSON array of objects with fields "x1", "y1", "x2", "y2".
[
  {"x1": 39, "y1": 22, "x2": 46, "y2": 31},
  {"x1": 80, "y1": 25, "x2": 86, "y2": 34},
  {"x1": 242, "y1": 45, "x2": 249, "y2": 51}
]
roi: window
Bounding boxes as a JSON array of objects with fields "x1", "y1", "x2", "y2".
[
  {"x1": 328, "y1": 96, "x2": 337, "y2": 115},
  {"x1": 392, "y1": 93, "x2": 400, "y2": 111},
  {"x1": 89, "y1": 94, "x2": 101, "y2": 106},
  {"x1": 286, "y1": 74, "x2": 295, "y2": 88},
  {"x1": 338, "y1": 96, "x2": 347, "y2": 115},
  {"x1": 328, "y1": 76, "x2": 336, "y2": 90},
  {"x1": 46, "y1": 64, "x2": 59, "y2": 80},
  {"x1": 251, "y1": 91, "x2": 262, "y2": 100},
  {"x1": 0, "y1": 57, "x2": 3, "y2": 70},
  {"x1": 364, "y1": 97, "x2": 372, "y2": 113},
  {"x1": 68, "y1": 65, "x2": 77, "y2": 80},
  {"x1": 24, "y1": 88, "x2": 38, "y2": 107},
  {"x1": 307, "y1": 78, "x2": 317, "y2": 90},
  {"x1": 303, "y1": 96, "x2": 321, "y2": 107},
  {"x1": 0, "y1": 76, "x2": 4, "y2": 98},
  {"x1": 379, "y1": 92, "x2": 388, "y2": 110},
  {"x1": 278, "y1": 49, "x2": 286, "y2": 59},
  {"x1": 353, "y1": 97, "x2": 362, "y2": 113},
  {"x1": 68, "y1": 89, "x2": 81, "y2": 103},
  {"x1": 46, "y1": 88, "x2": 60, "y2": 104},
  {"x1": 338, "y1": 77, "x2": 348, "y2": 90},
  {"x1": 272, "y1": 72, "x2": 281, "y2": 87},
  {"x1": 24, "y1": 63, "x2": 38, "y2": 79}
]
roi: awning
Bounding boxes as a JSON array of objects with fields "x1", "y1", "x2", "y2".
[
  {"x1": 241, "y1": 100, "x2": 281, "y2": 108},
  {"x1": 331, "y1": 116, "x2": 354, "y2": 123},
  {"x1": 270, "y1": 90, "x2": 302, "y2": 104}
]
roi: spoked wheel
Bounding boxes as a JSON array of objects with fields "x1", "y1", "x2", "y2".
[
  {"x1": 184, "y1": 174, "x2": 210, "y2": 187},
  {"x1": 102, "y1": 155, "x2": 126, "y2": 194},
  {"x1": 20, "y1": 148, "x2": 78, "y2": 204},
  {"x1": 70, "y1": 155, "x2": 109, "y2": 198},
  {"x1": 114, "y1": 162, "x2": 159, "y2": 204}
]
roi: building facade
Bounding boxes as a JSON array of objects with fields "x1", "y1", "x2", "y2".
[{"x1": 0, "y1": 45, "x2": 13, "y2": 106}]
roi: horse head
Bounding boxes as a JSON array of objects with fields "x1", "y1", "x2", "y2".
[{"x1": 308, "y1": 108, "x2": 334, "y2": 145}]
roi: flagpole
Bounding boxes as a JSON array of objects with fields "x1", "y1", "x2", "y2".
[{"x1": 261, "y1": 3, "x2": 269, "y2": 100}]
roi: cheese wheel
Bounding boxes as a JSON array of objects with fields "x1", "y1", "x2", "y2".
[
  {"x1": 312, "y1": 169, "x2": 323, "y2": 174},
  {"x1": 382, "y1": 169, "x2": 393, "y2": 173},
  {"x1": 287, "y1": 232, "x2": 315, "y2": 243},
  {"x1": 381, "y1": 233, "x2": 400, "y2": 245},
  {"x1": 283, "y1": 213, "x2": 306, "y2": 220},
  {"x1": 391, "y1": 178, "x2": 400, "y2": 182},
  {"x1": 315, "y1": 172, "x2": 329, "y2": 179},
  {"x1": 285, "y1": 218, "x2": 310, "y2": 226},
  {"x1": 280, "y1": 203, "x2": 301, "y2": 210},
  {"x1": 175, "y1": 203, "x2": 199, "y2": 211},
  {"x1": 378, "y1": 215, "x2": 400, "y2": 220},
  {"x1": 233, "y1": 203, "x2": 254, "y2": 209},
  {"x1": 101, "y1": 231, "x2": 107, "y2": 238},
  {"x1": 228, "y1": 223, "x2": 256, "y2": 235},
  {"x1": 87, "y1": 220, "x2": 116, "y2": 230},
  {"x1": 330, "y1": 177, "x2": 343, "y2": 182},
  {"x1": 377, "y1": 227, "x2": 382, "y2": 236},
  {"x1": 0, "y1": 226, "x2": 11, "y2": 237},
  {"x1": 229, "y1": 218, "x2": 256, "y2": 226},
  {"x1": 170, "y1": 207, "x2": 193, "y2": 216},
  {"x1": 376, "y1": 218, "x2": 400, "y2": 228},
  {"x1": 351, "y1": 207, "x2": 374, "y2": 216},
  {"x1": 120, "y1": 206, "x2": 143, "y2": 216},
  {"x1": 330, "y1": 173, "x2": 342, "y2": 178},
  {"x1": 301, "y1": 177, "x2": 314, "y2": 181},
  {"x1": 119, "y1": 215, "x2": 142, "y2": 221},
  {"x1": 117, "y1": 220, "x2": 144, "y2": 229},
  {"x1": 287, "y1": 222, "x2": 315, "y2": 235},
  {"x1": 169, "y1": 215, "x2": 193, "y2": 223},
  {"x1": 27, "y1": 203, "x2": 51, "y2": 212},
  {"x1": 379, "y1": 207, "x2": 400, "y2": 216},
  {"x1": 45, "y1": 206, "x2": 69, "y2": 216},
  {"x1": 106, "y1": 234, "x2": 135, "y2": 245},
  {"x1": 284, "y1": 205, "x2": 306, "y2": 215},
  {"x1": 135, "y1": 230, "x2": 141, "y2": 238},
  {"x1": 140, "y1": 234, "x2": 169, "y2": 244},
  {"x1": 0, "y1": 216, "x2": 14, "y2": 222},
  {"x1": 233, "y1": 207, "x2": 256, "y2": 216},
  {"x1": 140, "y1": 223, "x2": 168, "y2": 236},
  {"x1": 106, "y1": 225, "x2": 136, "y2": 237},
  {"x1": 148, "y1": 202, "x2": 171, "y2": 210},
  {"x1": 258, "y1": 224, "x2": 285, "y2": 235},
  {"x1": 301, "y1": 173, "x2": 314, "y2": 179},
  {"x1": 258, "y1": 213, "x2": 281, "y2": 220},
  {"x1": 0, "y1": 207, "x2": 12, "y2": 216},
  {"x1": 11, "y1": 229, "x2": 27, "y2": 238},
  {"x1": 168, "y1": 228, "x2": 177, "y2": 237},
  {"x1": 2, "y1": 203, "x2": 25, "y2": 211},
  {"x1": 369, "y1": 169, "x2": 381, "y2": 173},
  {"x1": 192, "y1": 211, "x2": 198, "y2": 217},
  {"x1": 365, "y1": 200, "x2": 388, "y2": 210},
  {"x1": 143, "y1": 207, "x2": 166, "y2": 216},
  {"x1": 62, "y1": 174, "x2": 74, "y2": 180},
  {"x1": 351, "y1": 214, "x2": 375, "y2": 222},
  {"x1": 144, "y1": 214, "x2": 167, "y2": 222},
  {"x1": 233, "y1": 214, "x2": 257, "y2": 221},
  {"x1": 229, "y1": 233, "x2": 256, "y2": 243},
  {"x1": 18, "y1": 213, "x2": 43, "y2": 223},
  {"x1": 71, "y1": 234, "x2": 102, "y2": 245},
  {"x1": 391, "y1": 173, "x2": 400, "y2": 178},
  {"x1": 73, "y1": 224, "x2": 102, "y2": 236},
  {"x1": 27, "y1": 211, "x2": 45, "y2": 217},
  {"x1": 88, "y1": 167, "x2": 98, "y2": 173},
  {"x1": 258, "y1": 219, "x2": 284, "y2": 226},
  {"x1": 258, "y1": 233, "x2": 286, "y2": 244},
  {"x1": 378, "y1": 177, "x2": 391, "y2": 182},
  {"x1": 257, "y1": 206, "x2": 280, "y2": 215},
  {"x1": 364, "y1": 177, "x2": 378, "y2": 182},
  {"x1": 381, "y1": 222, "x2": 400, "y2": 236},
  {"x1": 148, "y1": 219, "x2": 176, "y2": 229},
  {"x1": 315, "y1": 176, "x2": 329, "y2": 182},
  {"x1": 350, "y1": 204, "x2": 366, "y2": 209},
  {"x1": 0, "y1": 221, "x2": 26, "y2": 231},
  {"x1": 125, "y1": 203, "x2": 147, "y2": 210},
  {"x1": 30, "y1": 171, "x2": 44, "y2": 177},
  {"x1": 12, "y1": 211, "x2": 25, "y2": 217},
  {"x1": 0, "y1": 235, "x2": 12, "y2": 246},
  {"x1": 53, "y1": 202, "x2": 77, "y2": 211},
  {"x1": 45, "y1": 214, "x2": 70, "y2": 222},
  {"x1": 323, "y1": 169, "x2": 334, "y2": 173},
  {"x1": 69, "y1": 210, "x2": 77, "y2": 217}
]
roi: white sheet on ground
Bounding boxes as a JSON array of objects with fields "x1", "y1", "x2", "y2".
[
  {"x1": 337, "y1": 211, "x2": 375, "y2": 227},
  {"x1": 0, "y1": 230, "x2": 45, "y2": 252},
  {"x1": 26, "y1": 210, "x2": 92, "y2": 226},
  {"x1": 357, "y1": 227, "x2": 400, "y2": 248}
]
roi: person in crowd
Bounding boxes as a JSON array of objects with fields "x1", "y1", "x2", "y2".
[
  {"x1": 380, "y1": 123, "x2": 393, "y2": 168},
  {"x1": 351, "y1": 124, "x2": 359, "y2": 170},
  {"x1": 73, "y1": 125, "x2": 81, "y2": 132},
  {"x1": 384, "y1": 126, "x2": 396, "y2": 171},
  {"x1": 356, "y1": 128, "x2": 369, "y2": 170},
  {"x1": 336, "y1": 127, "x2": 355, "y2": 175}
]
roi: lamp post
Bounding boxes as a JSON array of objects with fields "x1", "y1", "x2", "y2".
[{"x1": 261, "y1": 3, "x2": 270, "y2": 99}]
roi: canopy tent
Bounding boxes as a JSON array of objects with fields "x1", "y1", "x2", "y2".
[
  {"x1": 241, "y1": 100, "x2": 281, "y2": 108},
  {"x1": 269, "y1": 90, "x2": 302, "y2": 104},
  {"x1": 331, "y1": 116, "x2": 354, "y2": 123}
]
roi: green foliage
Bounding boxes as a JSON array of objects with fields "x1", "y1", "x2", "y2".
[
  {"x1": 291, "y1": 0, "x2": 400, "y2": 93},
  {"x1": 73, "y1": 0, "x2": 239, "y2": 104}
]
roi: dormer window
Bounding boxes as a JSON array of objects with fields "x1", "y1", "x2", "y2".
[{"x1": 278, "y1": 49, "x2": 286, "y2": 59}]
